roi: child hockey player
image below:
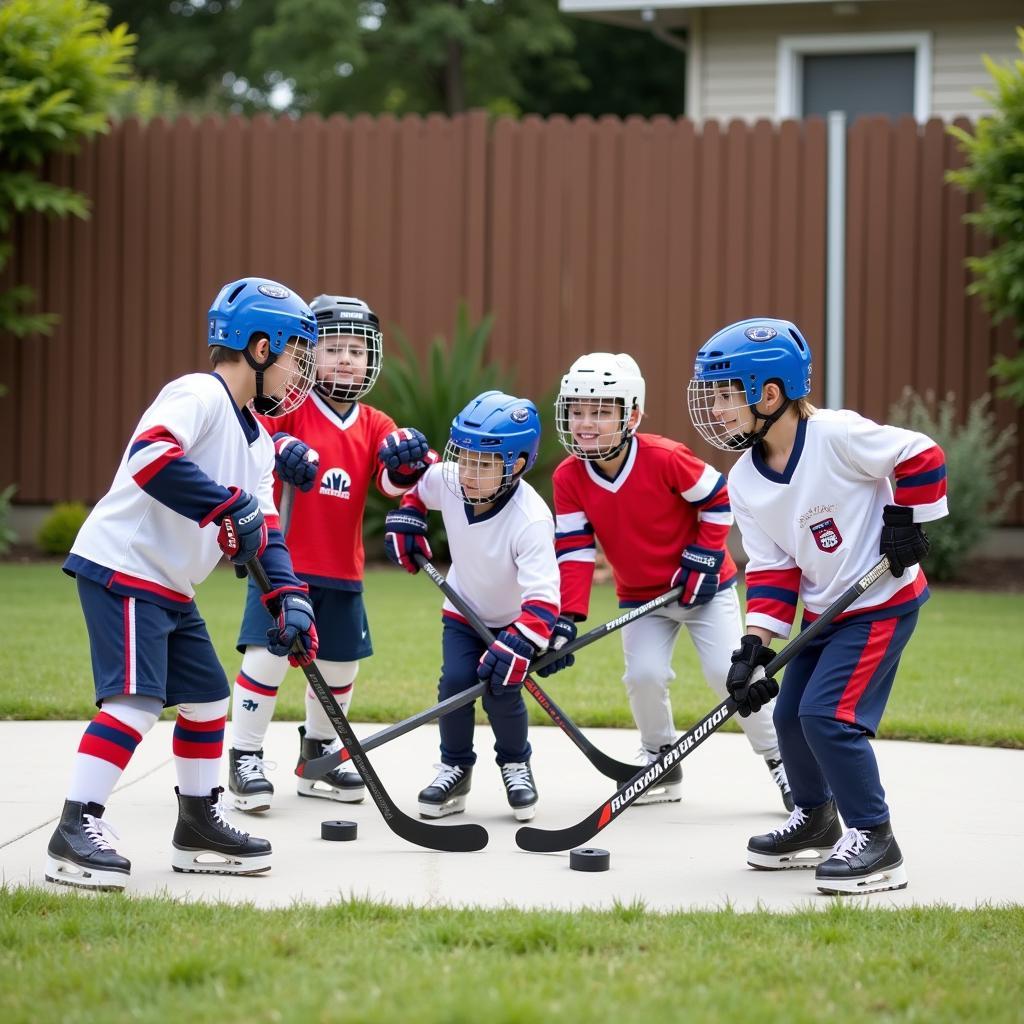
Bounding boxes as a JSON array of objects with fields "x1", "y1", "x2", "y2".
[
  {"x1": 45, "y1": 277, "x2": 320, "y2": 891},
  {"x1": 228, "y1": 295, "x2": 434, "y2": 812},
  {"x1": 383, "y1": 391, "x2": 558, "y2": 822},
  {"x1": 541, "y1": 352, "x2": 792, "y2": 810},
  {"x1": 689, "y1": 317, "x2": 946, "y2": 894}
]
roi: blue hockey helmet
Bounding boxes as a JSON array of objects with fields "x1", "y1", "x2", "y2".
[
  {"x1": 443, "y1": 391, "x2": 542, "y2": 504},
  {"x1": 208, "y1": 278, "x2": 317, "y2": 356}
]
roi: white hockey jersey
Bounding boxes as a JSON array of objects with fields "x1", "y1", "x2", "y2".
[
  {"x1": 730, "y1": 409, "x2": 948, "y2": 638},
  {"x1": 403, "y1": 465, "x2": 560, "y2": 648}
]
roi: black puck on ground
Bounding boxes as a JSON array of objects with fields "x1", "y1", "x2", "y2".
[
  {"x1": 569, "y1": 847, "x2": 610, "y2": 872},
  {"x1": 321, "y1": 820, "x2": 358, "y2": 842}
]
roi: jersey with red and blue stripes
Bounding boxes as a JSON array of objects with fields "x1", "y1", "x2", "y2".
[
  {"x1": 553, "y1": 433, "x2": 737, "y2": 618},
  {"x1": 730, "y1": 408, "x2": 947, "y2": 638}
]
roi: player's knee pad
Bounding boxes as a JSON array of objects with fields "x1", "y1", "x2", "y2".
[
  {"x1": 100, "y1": 694, "x2": 162, "y2": 737},
  {"x1": 622, "y1": 665, "x2": 674, "y2": 696},
  {"x1": 798, "y1": 713, "x2": 865, "y2": 755},
  {"x1": 240, "y1": 645, "x2": 290, "y2": 690},
  {"x1": 177, "y1": 696, "x2": 230, "y2": 723},
  {"x1": 314, "y1": 660, "x2": 359, "y2": 690}
]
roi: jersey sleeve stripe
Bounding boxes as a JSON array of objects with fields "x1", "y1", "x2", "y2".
[
  {"x1": 680, "y1": 464, "x2": 721, "y2": 504},
  {"x1": 555, "y1": 511, "x2": 591, "y2": 533},
  {"x1": 746, "y1": 611, "x2": 795, "y2": 638},
  {"x1": 689, "y1": 473, "x2": 727, "y2": 507},
  {"x1": 746, "y1": 584, "x2": 799, "y2": 606},
  {"x1": 557, "y1": 546, "x2": 596, "y2": 564}
]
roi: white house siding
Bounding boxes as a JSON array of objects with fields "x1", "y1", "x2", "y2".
[{"x1": 697, "y1": 0, "x2": 1022, "y2": 122}]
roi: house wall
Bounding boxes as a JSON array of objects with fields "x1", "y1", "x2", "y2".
[{"x1": 696, "y1": 0, "x2": 1021, "y2": 122}]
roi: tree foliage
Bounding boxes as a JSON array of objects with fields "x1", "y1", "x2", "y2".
[
  {"x1": 948, "y1": 27, "x2": 1024, "y2": 406},
  {"x1": 0, "y1": 0, "x2": 135, "y2": 340}
]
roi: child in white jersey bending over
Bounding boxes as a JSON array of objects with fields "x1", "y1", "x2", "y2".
[{"x1": 384, "y1": 391, "x2": 559, "y2": 821}]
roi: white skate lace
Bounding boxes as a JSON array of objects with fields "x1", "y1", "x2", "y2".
[
  {"x1": 770, "y1": 807, "x2": 809, "y2": 838},
  {"x1": 211, "y1": 797, "x2": 248, "y2": 839},
  {"x1": 82, "y1": 813, "x2": 120, "y2": 852},
  {"x1": 500, "y1": 762, "x2": 534, "y2": 794},
  {"x1": 236, "y1": 753, "x2": 275, "y2": 783},
  {"x1": 430, "y1": 763, "x2": 464, "y2": 792},
  {"x1": 768, "y1": 760, "x2": 790, "y2": 791},
  {"x1": 830, "y1": 827, "x2": 870, "y2": 862}
]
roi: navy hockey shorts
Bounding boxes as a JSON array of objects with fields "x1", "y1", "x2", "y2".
[
  {"x1": 77, "y1": 576, "x2": 229, "y2": 708},
  {"x1": 235, "y1": 578, "x2": 372, "y2": 662}
]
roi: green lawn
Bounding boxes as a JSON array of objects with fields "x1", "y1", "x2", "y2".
[
  {"x1": 1, "y1": 889, "x2": 1021, "y2": 1024},
  {"x1": 6, "y1": 562, "x2": 1024, "y2": 746}
]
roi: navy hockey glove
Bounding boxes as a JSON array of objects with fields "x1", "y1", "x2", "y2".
[
  {"x1": 536, "y1": 617, "x2": 578, "y2": 678},
  {"x1": 262, "y1": 586, "x2": 319, "y2": 667},
  {"x1": 879, "y1": 504, "x2": 929, "y2": 579},
  {"x1": 384, "y1": 507, "x2": 432, "y2": 574},
  {"x1": 726, "y1": 634, "x2": 779, "y2": 718},
  {"x1": 671, "y1": 546, "x2": 725, "y2": 607},
  {"x1": 477, "y1": 629, "x2": 536, "y2": 695},
  {"x1": 213, "y1": 488, "x2": 267, "y2": 566},
  {"x1": 378, "y1": 428, "x2": 438, "y2": 488},
  {"x1": 272, "y1": 433, "x2": 319, "y2": 492}
]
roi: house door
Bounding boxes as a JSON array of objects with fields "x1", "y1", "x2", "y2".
[{"x1": 801, "y1": 51, "x2": 916, "y2": 119}]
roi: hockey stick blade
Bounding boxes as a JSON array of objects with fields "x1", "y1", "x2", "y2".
[
  {"x1": 248, "y1": 559, "x2": 488, "y2": 853},
  {"x1": 516, "y1": 556, "x2": 893, "y2": 852}
]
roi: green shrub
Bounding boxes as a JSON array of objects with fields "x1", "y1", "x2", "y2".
[
  {"x1": 36, "y1": 501, "x2": 89, "y2": 555},
  {"x1": 0, "y1": 484, "x2": 18, "y2": 555},
  {"x1": 363, "y1": 303, "x2": 561, "y2": 561},
  {"x1": 889, "y1": 389, "x2": 1020, "y2": 580}
]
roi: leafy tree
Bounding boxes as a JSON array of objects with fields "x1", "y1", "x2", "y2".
[
  {"x1": 949, "y1": 28, "x2": 1024, "y2": 406},
  {"x1": 0, "y1": 0, "x2": 135, "y2": 342}
]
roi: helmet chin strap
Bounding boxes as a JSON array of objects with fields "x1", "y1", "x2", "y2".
[
  {"x1": 728, "y1": 397, "x2": 791, "y2": 450},
  {"x1": 243, "y1": 347, "x2": 279, "y2": 416}
]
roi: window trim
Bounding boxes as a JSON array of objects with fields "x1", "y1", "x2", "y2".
[{"x1": 776, "y1": 31, "x2": 932, "y2": 122}]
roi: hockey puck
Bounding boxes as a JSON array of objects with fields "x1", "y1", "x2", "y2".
[
  {"x1": 321, "y1": 820, "x2": 358, "y2": 842},
  {"x1": 569, "y1": 847, "x2": 610, "y2": 872}
]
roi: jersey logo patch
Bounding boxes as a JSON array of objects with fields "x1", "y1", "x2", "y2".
[
  {"x1": 810, "y1": 517, "x2": 843, "y2": 553},
  {"x1": 319, "y1": 467, "x2": 352, "y2": 500}
]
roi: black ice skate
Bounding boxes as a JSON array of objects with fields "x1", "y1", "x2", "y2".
[
  {"x1": 44, "y1": 799, "x2": 131, "y2": 892},
  {"x1": 500, "y1": 761, "x2": 539, "y2": 822},
  {"x1": 171, "y1": 787, "x2": 272, "y2": 875},
  {"x1": 228, "y1": 747, "x2": 275, "y2": 813},
  {"x1": 747, "y1": 799, "x2": 844, "y2": 869},
  {"x1": 815, "y1": 821, "x2": 909, "y2": 895},
  {"x1": 295, "y1": 726, "x2": 365, "y2": 803},
  {"x1": 765, "y1": 757, "x2": 795, "y2": 812},
  {"x1": 417, "y1": 764, "x2": 472, "y2": 818},
  {"x1": 634, "y1": 744, "x2": 682, "y2": 805}
]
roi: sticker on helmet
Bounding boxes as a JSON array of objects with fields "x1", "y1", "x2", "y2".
[
  {"x1": 510, "y1": 407, "x2": 530, "y2": 424},
  {"x1": 257, "y1": 283, "x2": 291, "y2": 299},
  {"x1": 744, "y1": 326, "x2": 777, "y2": 342}
]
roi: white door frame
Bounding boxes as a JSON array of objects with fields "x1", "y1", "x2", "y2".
[{"x1": 776, "y1": 31, "x2": 932, "y2": 122}]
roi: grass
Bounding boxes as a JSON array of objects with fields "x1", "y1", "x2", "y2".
[
  {"x1": 6, "y1": 562, "x2": 1024, "y2": 746},
  {"x1": 1, "y1": 888, "x2": 1022, "y2": 1024}
]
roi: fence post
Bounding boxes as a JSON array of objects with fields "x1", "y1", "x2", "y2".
[{"x1": 825, "y1": 109, "x2": 847, "y2": 409}]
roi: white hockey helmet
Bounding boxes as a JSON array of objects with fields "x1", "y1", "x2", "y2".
[{"x1": 555, "y1": 352, "x2": 645, "y2": 460}]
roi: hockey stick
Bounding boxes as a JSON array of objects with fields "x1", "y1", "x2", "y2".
[
  {"x1": 233, "y1": 485, "x2": 298, "y2": 580},
  {"x1": 246, "y1": 557, "x2": 489, "y2": 853},
  {"x1": 414, "y1": 553, "x2": 643, "y2": 784},
  {"x1": 303, "y1": 581, "x2": 686, "y2": 780},
  {"x1": 515, "y1": 555, "x2": 894, "y2": 853}
]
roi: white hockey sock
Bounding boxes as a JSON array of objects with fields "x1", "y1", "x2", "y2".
[
  {"x1": 174, "y1": 697, "x2": 229, "y2": 797},
  {"x1": 67, "y1": 695, "x2": 162, "y2": 807},
  {"x1": 230, "y1": 646, "x2": 289, "y2": 751},
  {"x1": 304, "y1": 660, "x2": 358, "y2": 741}
]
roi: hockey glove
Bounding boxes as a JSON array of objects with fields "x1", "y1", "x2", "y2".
[
  {"x1": 671, "y1": 546, "x2": 725, "y2": 607},
  {"x1": 726, "y1": 634, "x2": 779, "y2": 718},
  {"x1": 262, "y1": 586, "x2": 319, "y2": 667},
  {"x1": 536, "y1": 617, "x2": 578, "y2": 678},
  {"x1": 879, "y1": 504, "x2": 930, "y2": 579},
  {"x1": 378, "y1": 428, "x2": 438, "y2": 488},
  {"x1": 384, "y1": 507, "x2": 432, "y2": 574},
  {"x1": 214, "y1": 488, "x2": 268, "y2": 566},
  {"x1": 272, "y1": 433, "x2": 320, "y2": 492},
  {"x1": 477, "y1": 629, "x2": 536, "y2": 695}
]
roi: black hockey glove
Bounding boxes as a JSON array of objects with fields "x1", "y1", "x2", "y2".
[
  {"x1": 536, "y1": 617, "x2": 578, "y2": 678},
  {"x1": 726, "y1": 634, "x2": 779, "y2": 718},
  {"x1": 879, "y1": 504, "x2": 929, "y2": 579}
]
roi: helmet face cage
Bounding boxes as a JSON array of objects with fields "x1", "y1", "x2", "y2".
[
  {"x1": 687, "y1": 378, "x2": 756, "y2": 451},
  {"x1": 442, "y1": 438, "x2": 519, "y2": 505},
  {"x1": 555, "y1": 395, "x2": 632, "y2": 460},
  {"x1": 315, "y1": 322, "x2": 383, "y2": 402},
  {"x1": 255, "y1": 335, "x2": 318, "y2": 418}
]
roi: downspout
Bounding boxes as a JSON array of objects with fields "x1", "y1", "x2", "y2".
[{"x1": 640, "y1": 7, "x2": 699, "y2": 120}]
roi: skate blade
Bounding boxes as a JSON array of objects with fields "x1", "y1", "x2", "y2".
[
  {"x1": 231, "y1": 792, "x2": 273, "y2": 813},
  {"x1": 634, "y1": 782, "x2": 682, "y2": 806},
  {"x1": 817, "y1": 862, "x2": 909, "y2": 895},
  {"x1": 170, "y1": 848, "x2": 272, "y2": 875},
  {"x1": 512, "y1": 802, "x2": 537, "y2": 822},
  {"x1": 418, "y1": 795, "x2": 467, "y2": 818},
  {"x1": 747, "y1": 847, "x2": 830, "y2": 870},
  {"x1": 44, "y1": 855, "x2": 128, "y2": 892},
  {"x1": 297, "y1": 778, "x2": 365, "y2": 804}
]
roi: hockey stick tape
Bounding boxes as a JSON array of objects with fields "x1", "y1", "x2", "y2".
[{"x1": 569, "y1": 847, "x2": 610, "y2": 872}]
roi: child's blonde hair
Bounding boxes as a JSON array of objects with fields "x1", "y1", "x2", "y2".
[{"x1": 794, "y1": 397, "x2": 817, "y2": 419}]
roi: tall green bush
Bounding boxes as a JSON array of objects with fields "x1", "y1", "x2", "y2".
[
  {"x1": 948, "y1": 27, "x2": 1024, "y2": 406},
  {"x1": 890, "y1": 389, "x2": 1020, "y2": 580},
  {"x1": 363, "y1": 304, "x2": 560, "y2": 561},
  {"x1": 0, "y1": 484, "x2": 18, "y2": 555}
]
